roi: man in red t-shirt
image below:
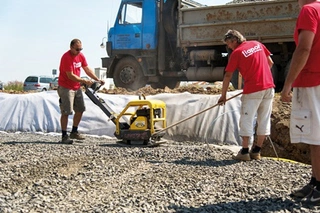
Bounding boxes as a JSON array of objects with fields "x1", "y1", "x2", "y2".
[
  {"x1": 218, "y1": 29, "x2": 274, "y2": 161},
  {"x1": 58, "y1": 39, "x2": 105, "y2": 144},
  {"x1": 281, "y1": 0, "x2": 320, "y2": 205}
]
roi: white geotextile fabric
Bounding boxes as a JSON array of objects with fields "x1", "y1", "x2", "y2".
[{"x1": 0, "y1": 90, "x2": 243, "y2": 146}]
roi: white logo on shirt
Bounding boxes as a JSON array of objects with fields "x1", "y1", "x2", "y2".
[
  {"x1": 242, "y1": 44, "x2": 262, "y2": 58},
  {"x1": 73, "y1": 62, "x2": 82, "y2": 68}
]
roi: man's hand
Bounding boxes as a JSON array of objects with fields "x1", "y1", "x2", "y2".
[
  {"x1": 280, "y1": 87, "x2": 292, "y2": 102},
  {"x1": 218, "y1": 95, "x2": 227, "y2": 105},
  {"x1": 82, "y1": 79, "x2": 93, "y2": 87},
  {"x1": 98, "y1": 79, "x2": 105, "y2": 86}
]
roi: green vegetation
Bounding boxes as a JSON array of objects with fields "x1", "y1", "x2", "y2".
[{"x1": 4, "y1": 81, "x2": 24, "y2": 91}]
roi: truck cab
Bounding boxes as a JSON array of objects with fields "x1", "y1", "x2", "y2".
[{"x1": 103, "y1": 0, "x2": 159, "y2": 91}]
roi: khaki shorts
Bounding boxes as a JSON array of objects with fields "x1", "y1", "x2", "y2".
[
  {"x1": 239, "y1": 88, "x2": 274, "y2": 136},
  {"x1": 57, "y1": 86, "x2": 85, "y2": 115},
  {"x1": 290, "y1": 86, "x2": 320, "y2": 145}
]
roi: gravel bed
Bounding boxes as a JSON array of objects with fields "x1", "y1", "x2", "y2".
[{"x1": 0, "y1": 132, "x2": 319, "y2": 213}]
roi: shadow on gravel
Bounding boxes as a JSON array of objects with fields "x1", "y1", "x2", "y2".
[
  {"x1": 3, "y1": 141, "x2": 60, "y2": 145},
  {"x1": 99, "y1": 143, "x2": 127, "y2": 148},
  {"x1": 170, "y1": 158, "x2": 238, "y2": 167},
  {"x1": 168, "y1": 197, "x2": 305, "y2": 213},
  {"x1": 2, "y1": 141, "x2": 96, "y2": 147}
]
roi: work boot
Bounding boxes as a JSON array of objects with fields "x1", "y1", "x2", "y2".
[
  {"x1": 249, "y1": 150, "x2": 261, "y2": 160},
  {"x1": 290, "y1": 184, "x2": 315, "y2": 199},
  {"x1": 60, "y1": 135, "x2": 73, "y2": 144},
  {"x1": 70, "y1": 132, "x2": 85, "y2": 140},
  {"x1": 233, "y1": 149, "x2": 251, "y2": 161}
]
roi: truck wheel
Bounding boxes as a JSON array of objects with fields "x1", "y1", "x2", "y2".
[
  {"x1": 163, "y1": 0, "x2": 178, "y2": 36},
  {"x1": 113, "y1": 57, "x2": 147, "y2": 91},
  {"x1": 150, "y1": 82, "x2": 165, "y2": 89},
  {"x1": 164, "y1": 79, "x2": 180, "y2": 89},
  {"x1": 150, "y1": 78, "x2": 180, "y2": 89}
]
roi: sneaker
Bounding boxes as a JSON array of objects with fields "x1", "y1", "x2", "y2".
[
  {"x1": 249, "y1": 151, "x2": 261, "y2": 160},
  {"x1": 70, "y1": 132, "x2": 85, "y2": 140},
  {"x1": 290, "y1": 184, "x2": 315, "y2": 199},
  {"x1": 233, "y1": 149, "x2": 251, "y2": 161},
  {"x1": 302, "y1": 188, "x2": 320, "y2": 206},
  {"x1": 60, "y1": 135, "x2": 73, "y2": 144}
]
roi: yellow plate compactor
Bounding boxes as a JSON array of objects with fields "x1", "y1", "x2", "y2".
[{"x1": 84, "y1": 83, "x2": 166, "y2": 146}]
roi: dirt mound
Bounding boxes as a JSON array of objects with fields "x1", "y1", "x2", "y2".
[{"x1": 266, "y1": 95, "x2": 310, "y2": 164}]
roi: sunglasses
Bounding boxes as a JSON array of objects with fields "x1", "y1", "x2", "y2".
[
  {"x1": 72, "y1": 47, "x2": 83, "y2": 52},
  {"x1": 224, "y1": 33, "x2": 234, "y2": 41}
]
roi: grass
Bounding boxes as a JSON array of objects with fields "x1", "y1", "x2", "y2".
[{"x1": 3, "y1": 81, "x2": 24, "y2": 91}]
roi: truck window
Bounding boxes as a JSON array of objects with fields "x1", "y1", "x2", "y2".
[{"x1": 119, "y1": 3, "x2": 142, "y2": 25}]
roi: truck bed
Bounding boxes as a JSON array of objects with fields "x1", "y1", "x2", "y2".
[{"x1": 178, "y1": 0, "x2": 299, "y2": 47}]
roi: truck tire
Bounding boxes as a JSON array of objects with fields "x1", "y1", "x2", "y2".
[
  {"x1": 163, "y1": 0, "x2": 178, "y2": 36},
  {"x1": 113, "y1": 57, "x2": 147, "y2": 91},
  {"x1": 164, "y1": 79, "x2": 180, "y2": 89},
  {"x1": 150, "y1": 82, "x2": 165, "y2": 89},
  {"x1": 150, "y1": 78, "x2": 180, "y2": 89}
]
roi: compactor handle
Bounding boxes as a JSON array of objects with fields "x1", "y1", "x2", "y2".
[{"x1": 90, "y1": 82, "x2": 102, "y2": 92}]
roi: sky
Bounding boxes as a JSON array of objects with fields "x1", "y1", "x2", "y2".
[{"x1": 0, "y1": 0, "x2": 229, "y2": 84}]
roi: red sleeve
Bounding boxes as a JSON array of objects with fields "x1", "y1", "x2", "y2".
[
  {"x1": 297, "y1": 6, "x2": 318, "y2": 34},
  {"x1": 60, "y1": 52, "x2": 73, "y2": 72}
]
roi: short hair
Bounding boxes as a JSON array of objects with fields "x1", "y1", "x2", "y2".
[
  {"x1": 223, "y1": 30, "x2": 246, "y2": 44},
  {"x1": 70, "y1": 39, "x2": 82, "y2": 47}
]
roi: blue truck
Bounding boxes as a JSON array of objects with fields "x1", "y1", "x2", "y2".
[{"x1": 101, "y1": 0, "x2": 299, "y2": 91}]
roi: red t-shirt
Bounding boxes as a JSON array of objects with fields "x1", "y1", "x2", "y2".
[
  {"x1": 225, "y1": 41, "x2": 274, "y2": 94},
  {"x1": 58, "y1": 51, "x2": 88, "y2": 90},
  {"x1": 292, "y1": 2, "x2": 320, "y2": 88}
]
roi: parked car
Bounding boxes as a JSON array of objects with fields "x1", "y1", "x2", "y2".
[
  {"x1": 23, "y1": 76, "x2": 53, "y2": 92},
  {"x1": 50, "y1": 77, "x2": 59, "y2": 90},
  {"x1": 0, "y1": 81, "x2": 3, "y2": 90}
]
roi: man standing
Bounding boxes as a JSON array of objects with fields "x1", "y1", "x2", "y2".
[
  {"x1": 218, "y1": 29, "x2": 274, "y2": 161},
  {"x1": 281, "y1": 0, "x2": 320, "y2": 205},
  {"x1": 58, "y1": 39, "x2": 105, "y2": 144}
]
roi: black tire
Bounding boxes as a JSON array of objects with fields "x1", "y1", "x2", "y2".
[
  {"x1": 150, "y1": 82, "x2": 166, "y2": 89},
  {"x1": 113, "y1": 57, "x2": 147, "y2": 91},
  {"x1": 164, "y1": 79, "x2": 180, "y2": 89},
  {"x1": 150, "y1": 78, "x2": 180, "y2": 89},
  {"x1": 163, "y1": 0, "x2": 178, "y2": 36}
]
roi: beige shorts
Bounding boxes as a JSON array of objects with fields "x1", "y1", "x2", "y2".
[
  {"x1": 57, "y1": 86, "x2": 85, "y2": 115},
  {"x1": 290, "y1": 86, "x2": 320, "y2": 145},
  {"x1": 239, "y1": 88, "x2": 274, "y2": 136}
]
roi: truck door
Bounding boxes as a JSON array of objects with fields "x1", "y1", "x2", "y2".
[{"x1": 112, "y1": 1, "x2": 143, "y2": 50}]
